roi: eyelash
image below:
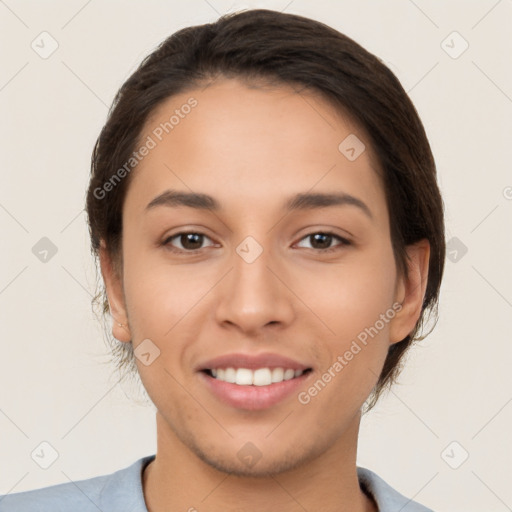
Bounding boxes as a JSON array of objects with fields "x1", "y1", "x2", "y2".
[{"x1": 162, "y1": 231, "x2": 351, "y2": 254}]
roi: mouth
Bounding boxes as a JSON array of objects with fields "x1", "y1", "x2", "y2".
[{"x1": 198, "y1": 366, "x2": 313, "y2": 410}]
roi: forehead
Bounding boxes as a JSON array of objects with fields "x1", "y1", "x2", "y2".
[{"x1": 124, "y1": 77, "x2": 387, "y2": 224}]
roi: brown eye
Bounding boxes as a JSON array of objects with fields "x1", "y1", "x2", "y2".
[
  {"x1": 296, "y1": 232, "x2": 351, "y2": 252},
  {"x1": 163, "y1": 232, "x2": 214, "y2": 252}
]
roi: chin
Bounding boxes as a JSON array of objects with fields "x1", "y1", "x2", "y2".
[{"x1": 190, "y1": 437, "x2": 320, "y2": 478}]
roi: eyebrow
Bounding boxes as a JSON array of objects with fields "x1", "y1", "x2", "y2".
[{"x1": 145, "y1": 189, "x2": 373, "y2": 219}]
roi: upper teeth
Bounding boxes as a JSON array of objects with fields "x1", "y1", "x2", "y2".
[{"x1": 210, "y1": 367, "x2": 304, "y2": 386}]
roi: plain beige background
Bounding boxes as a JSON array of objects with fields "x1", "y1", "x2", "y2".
[{"x1": 1, "y1": 1, "x2": 511, "y2": 511}]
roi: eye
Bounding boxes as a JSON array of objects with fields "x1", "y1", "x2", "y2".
[
  {"x1": 162, "y1": 230, "x2": 351, "y2": 254},
  {"x1": 295, "y1": 231, "x2": 351, "y2": 253},
  {"x1": 163, "y1": 232, "x2": 216, "y2": 252}
]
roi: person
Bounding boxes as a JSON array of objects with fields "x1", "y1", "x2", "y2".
[{"x1": 0, "y1": 8, "x2": 445, "y2": 512}]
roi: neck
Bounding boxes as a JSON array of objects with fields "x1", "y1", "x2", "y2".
[{"x1": 142, "y1": 411, "x2": 377, "y2": 512}]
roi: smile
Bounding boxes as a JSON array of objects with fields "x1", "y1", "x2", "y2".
[{"x1": 206, "y1": 367, "x2": 310, "y2": 386}]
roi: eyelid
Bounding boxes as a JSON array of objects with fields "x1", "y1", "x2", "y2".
[
  {"x1": 293, "y1": 231, "x2": 351, "y2": 252},
  {"x1": 162, "y1": 231, "x2": 217, "y2": 251},
  {"x1": 292, "y1": 223, "x2": 353, "y2": 244}
]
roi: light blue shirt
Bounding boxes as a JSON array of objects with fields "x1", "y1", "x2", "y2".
[{"x1": 0, "y1": 454, "x2": 434, "y2": 511}]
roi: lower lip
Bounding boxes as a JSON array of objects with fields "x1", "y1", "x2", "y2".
[{"x1": 198, "y1": 371, "x2": 311, "y2": 411}]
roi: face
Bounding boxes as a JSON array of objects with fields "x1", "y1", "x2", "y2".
[{"x1": 102, "y1": 77, "x2": 428, "y2": 476}]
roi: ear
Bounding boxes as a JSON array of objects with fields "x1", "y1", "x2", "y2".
[
  {"x1": 389, "y1": 239, "x2": 430, "y2": 345},
  {"x1": 99, "y1": 239, "x2": 131, "y2": 343}
]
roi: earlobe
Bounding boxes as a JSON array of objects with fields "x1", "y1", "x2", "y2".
[
  {"x1": 99, "y1": 240, "x2": 131, "y2": 343},
  {"x1": 389, "y1": 239, "x2": 430, "y2": 345}
]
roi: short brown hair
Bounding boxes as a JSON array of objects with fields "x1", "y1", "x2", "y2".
[{"x1": 86, "y1": 8, "x2": 445, "y2": 412}]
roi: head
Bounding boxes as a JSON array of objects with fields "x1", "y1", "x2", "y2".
[{"x1": 86, "y1": 9, "x2": 444, "y2": 475}]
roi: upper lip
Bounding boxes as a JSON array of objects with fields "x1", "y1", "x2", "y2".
[{"x1": 196, "y1": 352, "x2": 312, "y2": 371}]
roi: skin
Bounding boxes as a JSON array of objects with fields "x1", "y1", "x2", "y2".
[{"x1": 100, "y1": 77, "x2": 430, "y2": 512}]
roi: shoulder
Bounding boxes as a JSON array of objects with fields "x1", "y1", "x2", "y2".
[
  {"x1": 0, "y1": 454, "x2": 155, "y2": 512},
  {"x1": 357, "y1": 466, "x2": 435, "y2": 512}
]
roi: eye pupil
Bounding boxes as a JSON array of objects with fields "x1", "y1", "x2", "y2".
[
  {"x1": 311, "y1": 233, "x2": 332, "y2": 249},
  {"x1": 181, "y1": 233, "x2": 203, "y2": 250}
]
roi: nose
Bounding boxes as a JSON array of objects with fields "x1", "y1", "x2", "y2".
[{"x1": 214, "y1": 240, "x2": 295, "y2": 335}]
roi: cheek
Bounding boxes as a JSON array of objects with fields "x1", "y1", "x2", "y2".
[
  {"x1": 294, "y1": 248, "x2": 398, "y2": 342},
  {"x1": 122, "y1": 239, "x2": 211, "y2": 337},
  {"x1": 294, "y1": 247, "x2": 397, "y2": 408},
  {"x1": 121, "y1": 253, "x2": 209, "y2": 399}
]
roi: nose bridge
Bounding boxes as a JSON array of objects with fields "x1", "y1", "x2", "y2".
[{"x1": 214, "y1": 234, "x2": 294, "y2": 332}]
